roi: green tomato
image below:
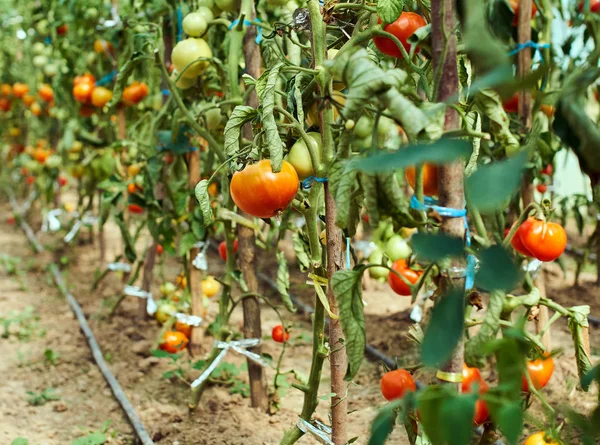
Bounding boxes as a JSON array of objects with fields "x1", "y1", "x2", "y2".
[
  {"x1": 156, "y1": 303, "x2": 177, "y2": 324},
  {"x1": 173, "y1": 72, "x2": 195, "y2": 89},
  {"x1": 171, "y1": 38, "x2": 213, "y2": 79},
  {"x1": 215, "y1": 0, "x2": 238, "y2": 12},
  {"x1": 32, "y1": 55, "x2": 47, "y2": 68},
  {"x1": 377, "y1": 116, "x2": 396, "y2": 140},
  {"x1": 36, "y1": 20, "x2": 49, "y2": 35},
  {"x1": 205, "y1": 107, "x2": 223, "y2": 130},
  {"x1": 45, "y1": 155, "x2": 62, "y2": 169},
  {"x1": 196, "y1": 6, "x2": 215, "y2": 22},
  {"x1": 287, "y1": 132, "x2": 322, "y2": 180},
  {"x1": 368, "y1": 248, "x2": 390, "y2": 279},
  {"x1": 354, "y1": 115, "x2": 373, "y2": 139},
  {"x1": 84, "y1": 7, "x2": 99, "y2": 20},
  {"x1": 32, "y1": 42, "x2": 46, "y2": 55},
  {"x1": 160, "y1": 282, "x2": 177, "y2": 297},
  {"x1": 197, "y1": 0, "x2": 215, "y2": 8},
  {"x1": 152, "y1": 93, "x2": 163, "y2": 111},
  {"x1": 182, "y1": 12, "x2": 208, "y2": 37},
  {"x1": 43, "y1": 63, "x2": 59, "y2": 77},
  {"x1": 385, "y1": 235, "x2": 412, "y2": 261}
]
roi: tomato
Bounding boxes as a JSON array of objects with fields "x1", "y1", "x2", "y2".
[
  {"x1": 579, "y1": 0, "x2": 600, "y2": 12},
  {"x1": 542, "y1": 164, "x2": 553, "y2": 176},
  {"x1": 91, "y1": 86, "x2": 113, "y2": 108},
  {"x1": 218, "y1": 239, "x2": 239, "y2": 260},
  {"x1": 196, "y1": 6, "x2": 215, "y2": 23},
  {"x1": 156, "y1": 244, "x2": 164, "y2": 255},
  {"x1": 368, "y1": 247, "x2": 390, "y2": 279},
  {"x1": 58, "y1": 176, "x2": 68, "y2": 187},
  {"x1": 462, "y1": 364, "x2": 490, "y2": 425},
  {"x1": 380, "y1": 369, "x2": 416, "y2": 401},
  {"x1": 354, "y1": 115, "x2": 373, "y2": 139},
  {"x1": 215, "y1": 0, "x2": 239, "y2": 11},
  {"x1": 183, "y1": 12, "x2": 208, "y2": 37},
  {"x1": 540, "y1": 104, "x2": 554, "y2": 117},
  {"x1": 26, "y1": 175, "x2": 35, "y2": 185},
  {"x1": 74, "y1": 73, "x2": 96, "y2": 86},
  {"x1": 522, "y1": 355, "x2": 554, "y2": 392},
  {"x1": 122, "y1": 82, "x2": 148, "y2": 105},
  {"x1": 156, "y1": 303, "x2": 177, "y2": 323},
  {"x1": 22, "y1": 94, "x2": 35, "y2": 106},
  {"x1": 520, "y1": 219, "x2": 567, "y2": 262},
  {"x1": 128, "y1": 164, "x2": 142, "y2": 177},
  {"x1": 502, "y1": 92, "x2": 519, "y2": 113},
  {"x1": 171, "y1": 38, "x2": 213, "y2": 79},
  {"x1": 201, "y1": 276, "x2": 221, "y2": 297},
  {"x1": 208, "y1": 182, "x2": 218, "y2": 196},
  {"x1": 127, "y1": 183, "x2": 138, "y2": 194},
  {"x1": 373, "y1": 12, "x2": 427, "y2": 58},
  {"x1": 174, "y1": 72, "x2": 196, "y2": 89},
  {"x1": 33, "y1": 148, "x2": 50, "y2": 163},
  {"x1": 175, "y1": 320, "x2": 192, "y2": 338},
  {"x1": 461, "y1": 363, "x2": 483, "y2": 393},
  {"x1": 13, "y1": 83, "x2": 29, "y2": 98},
  {"x1": 160, "y1": 330, "x2": 189, "y2": 353},
  {"x1": 0, "y1": 98, "x2": 11, "y2": 112},
  {"x1": 385, "y1": 234, "x2": 412, "y2": 261},
  {"x1": 388, "y1": 259, "x2": 422, "y2": 296},
  {"x1": 523, "y1": 432, "x2": 558, "y2": 445},
  {"x1": 38, "y1": 84, "x2": 53, "y2": 103},
  {"x1": 536, "y1": 184, "x2": 547, "y2": 194},
  {"x1": 1, "y1": 84, "x2": 12, "y2": 96},
  {"x1": 7, "y1": 216, "x2": 16, "y2": 225},
  {"x1": 507, "y1": 0, "x2": 538, "y2": 25},
  {"x1": 230, "y1": 159, "x2": 299, "y2": 218},
  {"x1": 164, "y1": 152, "x2": 174, "y2": 164},
  {"x1": 128, "y1": 203, "x2": 144, "y2": 214},
  {"x1": 405, "y1": 163, "x2": 439, "y2": 196},
  {"x1": 56, "y1": 24, "x2": 68, "y2": 35},
  {"x1": 93, "y1": 39, "x2": 115, "y2": 55},
  {"x1": 507, "y1": 218, "x2": 534, "y2": 257},
  {"x1": 272, "y1": 324, "x2": 290, "y2": 343},
  {"x1": 73, "y1": 82, "x2": 94, "y2": 103},
  {"x1": 287, "y1": 132, "x2": 322, "y2": 180}
]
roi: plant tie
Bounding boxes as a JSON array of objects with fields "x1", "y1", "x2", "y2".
[
  {"x1": 227, "y1": 18, "x2": 263, "y2": 44},
  {"x1": 300, "y1": 176, "x2": 328, "y2": 189}
]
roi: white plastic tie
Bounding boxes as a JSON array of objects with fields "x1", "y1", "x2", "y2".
[
  {"x1": 296, "y1": 419, "x2": 334, "y2": 445},
  {"x1": 410, "y1": 305, "x2": 423, "y2": 323},
  {"x1": 192, "y1": 241, "x2": 208, "y2": 271},
  {"x1": 42, "y1": 209, "x2": 62, "y2": 232},
  {"x1": 64, "y1": 214, "x2": 98, "y2": 243},
  {"x1": 108, "y1": 262, "x2": 132, "y2": 272},
  {"x1": 124, "y1": 285, "x2": 152, "y2": 299},
  {"x1": 174, "y1": 313, "x2": 202, "y2": 327}
]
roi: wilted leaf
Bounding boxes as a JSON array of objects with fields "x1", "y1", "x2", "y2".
[
  {"x1": 223, "y1": 106, "x2": 259, "y2": 157},
  {"x1": 276, "y1": 251, "x2": 296, "y2": 313},
  {"x1": 194, "y1": 179, "x2": 214, "y2": 226}
]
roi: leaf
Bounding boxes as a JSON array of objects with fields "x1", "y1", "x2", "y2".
[
  {"x1": 421, "y1": 289, "x2": 465, "y2": 367},
  {"x1": 11, "y1": 439, "x2": 29, "y2": 445},
  {"x1": 581, "y1": 364, "x2": 600, "y2": 393},
  {"x1": 312, "y1": 277, "x2": 339, "y2": 320},
  {"x1": 292, "y1": 232, "x2": 311, "y2": 272},
  {"x1": 411, "y1": 233, "x2": 464, "y2": 262},
  {"x1": 261, "y1": 63, "x2": 285, "y2": 172},
  {"x1": 194, "y1": 179, "x2": 214, "y2": 226},
  {"x1": 377, "y1": 0, "x2": 404, "y2": 24},
  {"x1": 466, "y1": 150, "x2": 528, "y2": 213},
  {"x1": 330, "y1": 159, "x2": 362, "y2": 236},
  {"x1": 475, "y1": 245, "x2": 521, "y2": 292},
  {"x1": 114, "y1": 213, "x2": 137, "y2": 263},
  {"x1": 276, "y1": 251, "x2": 296, "y2": 313},
  {"x1": 474, "y1": 89, "x2": 519, "y2": 154},
  {"x1": 151, "y1": 349, "x2": 183, "y2": 359},
  {"x1": 440, "y1": 393, "x2": 477, "y2": 445},
  {"x1": 352, "y1": 139, "x2": 472, "y2": 173},
  {"x1": 178, "y1": 233, "x2": 198, "y2": 257},
  {"x1": 368, "y1": 397, "x2": 410, "y2": 445},
  {"x1": 417, "y1": 385, "x2": 453, "y2": 445},
  {"x1": 71, "y1": 432, "x2": 107, "y2": 445},
  {"x1": 223, "y1": 106, "x2": 259, "y2": 157},
  {"x1": 331, "y1": 269, "x2": 367, "y2": 380},
  {"x1": 496, "y1": 402, "x2": 523, "y2": 445},
  {"x1": 567, "y1": 305, "x2": 593, "y2": 389}
]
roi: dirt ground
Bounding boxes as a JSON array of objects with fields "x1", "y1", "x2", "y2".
[{"x1": 0, "y1": 199, "x2": 598, "y2": 445}]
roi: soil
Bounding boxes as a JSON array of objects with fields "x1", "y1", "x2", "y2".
[{"x1": 0, "y1": 199, "x2": 598, "y2": 445}]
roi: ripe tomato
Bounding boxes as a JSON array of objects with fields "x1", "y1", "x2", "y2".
[
  {"x1": 58, "y1": 176, "x2": 68, "y2": 187},
  {"x1": 373, "y1": 12, "x2": 427, "y2": 58},
  {"x1": 522, "y1": 355, "x2": 554, "y2": 392},
  {"x1": 93, "y1": 39, "x2": 115, "y2": 55},
  {"x1": 122, "y1": 82, "x2": 148, "y2": 105},
  {"x1": 73, "y1": 82, "x2": 94, "y2": 103},
  {"x1": 230, "y1": 159, "x2": 299, "y2": 219},
  {"x1": 30, "y1": 102, "x2": 42, "y2": 116},
  {"x1": 523, "y1": 432, "x2": 558, "y2": 445},
  {"x1": 156, "y1": 244, "x2": 164, "y2": 255},
  {"x1": 1, "y1": 83, "x2": 12, "y2": 96},
  {"x1": 461, "y1": 363, "x2": 483, "y2": 393},
  {"x1": 13, "y1": 82, "x2": 29, "y2": 98},
  {"x1": 536, "y1": 184, "x2": 547, "y2": 193},
  {"x1": 127, "y1": 183, "x2": 138, "y2": 194},
  {"x1": 520, "y1": 219, "x2": 567, "y2": 262},
  {"x1": 218, "y1": 239, "x2": 239, "y2": 260},
  {"x1": 507, "y1": 0, "x2": 538, "y2": 25},
  {"x1": 405, "y1": 163, "x2": 439, "y2": 196},
  {"x1": 160, "y1": 330, "x2": 189, "y2": 353},
  {"x1": 540, "y1": 104, "x2": 554, "y2": 117},
  {"x1": 508, "y1": 218, "x2": 534, "y2": 257},
  {"x1": 74, "y1": 73, "x2": 96, "y2": 86},
  {"x1": 22, "y1": 94, "x2": 35, "y2": 106},
  {"x1": 26, "y1": 175, "x2": 35, "y2": 185},
  {"x1": 578, "y1": 0, "x2": 600, "y2": 13},
  {"x1": 208, "y1": 182, "x2": 218, "y2": 196},
  {"x1": 502, "y1": 92, "x2": 519, "y2": 113},
  {"x1": 91, "y1": 86, "x2": 113, "y2": 108},
  {"x1": 287, "y1": 132, "x2": 322, "y2": 180},
  {"x1": 171, "y1": 38, "x2": 213, "y2": 78},
  {"x1": 182, "y1": 12, "x2": 208, "y2": 37},
  {"x1": 272, "y1": 324, "x2": 290, "y2": 343},
  {"x1": 201, "y1": 276, "x2": 221, "y2": 297},
  {"x1": 380, "y1": 369, "x2": 416, "y2": 401},
  {"x1": 128, "y1": 203, "x2": 144, "y2": 214},
  {"x1": 56, "y1": 24, "x2": 68, "y2": 35},
  {"x1": 164, "y1": 152, "x2": 174, "y2": 164},
  {"x1": 0, "y1": 97, "x2": 11, "y2": 112},
  {"x1": 7, "y1": 216, "x2": 16, "y2": 225},
  {"x1": 542, "y1": 164, "x2": 553, "y2": 176},
  {"x1": 38, "y1": 84, "x2": 54, "y2": 102},
  {"x1": 462, "y1": 364, "x2": 490, "y2": 425},
  {"x1": 388, "y1": 259, "x2": 422, "y2": 296},
  {"x1": 33, "y1": 148, "x2": 50, "y2": 163},
  {"x1": 175, "y1": 320, "x2": 192, "y2": 338}
]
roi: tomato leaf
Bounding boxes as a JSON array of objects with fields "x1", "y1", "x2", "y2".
[
  {"x1": 421, "y1": 289, "x2": 465, "y2": 367},
  {"x1": 417, "y1": 385, "x2": 453, "y2": 445},
  {"x1": 581, "y1": 364, "x2": 600, "y2": 393},
  {"x1": 194, "y1": 179, "x2": 213, "y2": 226},
  {"x1": 411, "y1": 233, "x2": 464, "y2": 262},
  {"x1": 475, "y1": 245, "x2": 521, "y2": 292},
  {"x1": 261, "y1": 63, "x2": 285, "y2": 172},
  {"x1": 223, "y1": 106, "x2": 259, "y2": 157},
  {"x1": 10, "y1": 439, "x2": 29, "y2": 445},
  {"x1": 473, "y1": 89, "x2": 519, "y2": 155},
  {"x1": 377, "y1": 0, "x2": 404, "y2": 24},
  {"x1": 376, "y1": 173, "x2": 420, "y2": 229},
  {"x1": 330, "y1": 159, "x2": 362, "y2": 236},
  {"x1": 368, "y1": 394, "x2": 415, "y2": 445},
  {"x1": 351, "y1": 139, "x2": 472, "y2": 173},
  {"x1": 178, "y1": 233, "x2": 197, "y2": 257},
  {"x1": 276, "y1": 251, "x2": 296, "y2": 313},
  {"x1": 292, "y1": 231, "x2": 311, "y2": 272},
  {"x1": 485, "y1": 0, "x2": 515, "y2": 43},
  {"x1": 465, "y1": 150, "x2": 527, "y2": 213},
  {"x1": 464, "y1": 289, "x2": 506, "y2": 367},
  {"x1": 440, "y1": 393, "x2": 477, "y2": 445},
  {"x1": 360, "y1": 173, "x2": 380, "y2": 227},
  {"x1": 331, "y1": 268, "x2": 366, "y2": 380},
  {"x1": 567, "y1": 305, "x2": 593, "y2": 390},
  {"x1": 495, "y1": 402, "x2": 523, "y2": 445}
]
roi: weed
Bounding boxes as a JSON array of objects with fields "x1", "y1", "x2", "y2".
[{"x1": 26, "y1": 387, "x2": 60, "y2": 406}]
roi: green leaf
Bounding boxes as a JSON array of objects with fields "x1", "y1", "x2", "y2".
[
  {"x1": 194, "y1": 179, "x2": 213, "y2": 226},
  {"x1": 466, "y1": 150, "x2": 528, "y2": 213},
  {"x1": 331, "y1": 269, "x2": 367, "y2": 380},
  {"x1": 440, "y1": 393, "x2": 477, "y2": 445},
  {"x1": 261, "y1": 63, "x2": 285, "y2": 172},
  {"x1": 475, "y1": 245, "x2": 521, "y2": 292},
  {"x1": 368, "y1": 397, "x2": 411, "y2": 445},
  {"x1": 581, "y1": 364, "x2": 600, "y2": 393},
  {"x1": 71, "y1": 432, "x2": 107, "y2": 445},
  {"x1": 567, "y1": 305, "x2": 593, "y2": 389},
  {"x1": 411, "y1": 233, "x2": 464, "y2": 262},
  {"x1": 474, "y1": 89, "x2": 519, "y2": 155},
  {"x1": 292, "y1": 232, "x2": 311, "y2": 272},
  {"x1": 417, "y1": 385, "x2": 453, "y2": 445},
  {"x1": 223, "y1": 106, "x2": 259, "y2": 157},
  {"x1": 11, "y1": 439, "x2": 29, "y2": 445},
  {"x1": 352, "y1": 139, "x2": 472, "y2": 173},
  {"x1": 312, "y1": 277, "x2": 339, "y2": 320},
  {"x1": 276, "y1": 251, "x2": 296, "y2": 313},
  {"x1": 496, "y1": 403, "x2": 522, "y2": 445},
  {"x1": 178, "y1": 233, "x2": 197, "y2": 257},
  {"x1": 377, "y1": 0, "x2": 404, "y2": 24},
  {"x1": 330, "y1": 160, "x2": 362, "y2": 236},
  {"x1": 421, "y1": 289, "x2": 465, "y2": 367}
]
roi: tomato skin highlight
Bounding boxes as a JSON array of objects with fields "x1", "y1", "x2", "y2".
[
  {"x1": 373, "y1": 12, "x2": 427, "y2": 58},
  {"x1": 272, "y1": 324, "x2": 290, "y2": 343},
  {"x1": 405, "y1": 163, "x2": 439, "y2": 196},
  {"x1": 522, "y1": 355, "x2": 554, "y2": 392},
  {"x1": 388, "y1": 259, "x2": 421, "y2": 296},
  {"x1": 160, "y1": 330, "x2": 189, "y2": 353},
  {"x1": 520, "y1": 219, "x2": 567, "y2": 262},
  {"x1": 380, "y1": 369, "x2": 416, "y2": 401},
  {"x1": 218, "y1": 239, "x2": 239, "y2": 260},
  {"x1": 230, "y1": 160, "x2": 299, "y2": 219}
]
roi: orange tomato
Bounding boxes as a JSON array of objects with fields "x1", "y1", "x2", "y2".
[
  {"x1": 30, "y1": 102, "x2": 42, "y2": 116},
  {"x1": 540, "y1": 104, "x2": 554, "y2": 117},
  {"x1": 22, "y1": 94, "x2": 35, "y2": 106},
  {"x1": 93, "y1": 39, "x2": 115, "y2": 55},
  {"x1": 208, "y1": 182, "x2": 218, "y2": 196},
  {"x1": 520, "y1": 219, "x2": 567, "y2": 262},
  {"x1": 230, "y1": 159, "x2": 299, "y2": 218},
  {"x1": 73, "y1": 82, "x2": 94, "y2": 103},
  {"x1": 127, "y1": 183, "x2": 138, "y2": 194},
  {"x1": 380, "y1": 369, "x2": 416, "y2": 401},
  {"x1": 405, "y1": 163, "x2": 439, "y2": 196},
  {"x1": 91, "y1": 86, "x2": 113, "y2": 108},
  {"x1": 175, "y1": 321, "x2": 192, "y2": 338},
  {"x1": 388, "y1": 259, "x2": 422, "y2": 296},
  {"x1": 523, "y1": 432, "x2": 558, "y2": 445},
  {"x1": 13, "y1": 83, "x2": 29, "y2": 98},
  {"x1": 122, "y1": 81, "x2": 149, "y2": 105},
  {"x1": 38, "y1": 84, "x2": 54, "y2": 102},
  {"x1": 33, "y1": 148, "x2": 50, "y2": 163},
  {"x1": 74, "y1": 73, "x2": 96, "y2": 86},
  {"x1": 1, "y1": 84, "x2": 12, "y2": 96},
  {"x1": 522, "y1": 354, "x2": 554, "y2": 392},
  {"x1": 160, "y1": 330, "x2": 189, "y2": 353},
  {"x1": 0, "y1": 97, "x2": 11, "y2": 112}
]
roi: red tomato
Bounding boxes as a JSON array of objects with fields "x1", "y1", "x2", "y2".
[
  {"x1": 156, "y1": 244, "x2": 164, "y2": 255},
  {"x1": 380, "y1": 369, "x2": 416, "y2": 401},
  {"x1": 230, "y1": 160, "x2": 299, "y2": 219},
  {"x1": 127, "y1": 183, "x2": 139, "y2": 194},
  {"x1": 523, "y1": 432, "x2": 559, "y2": 445},
  {"x1": 0, "y1": 97, "x2": 11, "y2": 112},
  {"x1": 508, "y1": 218, "x2": 534, "y2": 257},
  {"x1": 56, "y1": 24, "x2": 68, "y2": 35},
  {"x1": 578, "y1": 0, "x2": 600, "y2": 13},
  {"x1": 520, "y1": 219, "x2": 567, "y2": 262},
  {"x1": 38, "y1": 84, "x2": 54, "y2": 103},
  {"x1": 7, "y1": 216, "x2": 16, "y2": 225},
  {"x1": 502, "y1": 93, "x2": 519, "y2": 113},
  {"x1": 508, "y1": 0, "x2": 538, "y2": 25},
  {"x1": 73, "y1": 82, "x2": 94, "y2": 103},
  {"x1": 164, "y1": 153, "x2": 174, "y2": 164},
  {"x1": 536, "y1": 184, "x2": 547, "y2": 193},
  {"x1": 373, "y1": 12, "x2": 427, "y2": 58},
  {"x1": 542, "y1": 164, "x2": 553, "y2": 176},
  {"x1": 26, "y1": 175, "x2": 35, "y2": 185},
  {"x1": 122, "y1": 81, "x2": 149, "y2": 105},
  {"x1": 461, "y1": 363, "x2": 483, "y2": 393},
  {"x1": 272, "y1": 324, "x2": 290, "y2": 343},
  {"x1": 405, "y1": 163, "x2": 439, "y2": 196},
  {"x1": 522, "y1": 355, "x2": 554, "y2": 392},
  {"x1": 462, "y1": 364, "x2": 490, "y2": 425},
  {"x1": 160, "y1": 330, "x2": 189, "y2": 353},
  {"x1": 218, "y1": 239, "x2": 239, "y2": 260},
  {"x1": 58, "y1": 176, "x2": 67, "y2": 187},
  {"x1": 128, "y1": 203, "x2": 144, "y2": 214},
  {"x1": 175, "y1": 321, "x2": 192, "y2": 338},
  {"x1": 388, "y1": 259, "x2": 422, "y2": 296}
]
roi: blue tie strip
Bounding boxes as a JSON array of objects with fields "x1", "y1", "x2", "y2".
[
  {"x1": 300, "y1": 176, "x2": 328, "y2": 190},
  {"x1": 228, "y1": 19, "x2": 263, "y2": 44},
  {"x1": 95, "y1": 70, "x2": 119, "y2": 86}
]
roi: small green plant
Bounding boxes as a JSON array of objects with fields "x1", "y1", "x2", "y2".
[
  {"x1": 207, "y1": 361, "x2": 250, "y2": 398},
  {"x1": 0, "y1": 254, "x2": 28, "y2": 290},
  {"x1": 72, "y1": 420, "x2": 113, "y2": 444},
  {"x1": 44, "y1": 348, "x2": 60, "y2": 366},
  {"x1": 11, "y1": 438, "x2": 29, "y2": 445},
  {"x1": 1, "y1": 306, "x2": 45, "y2": 341},
  {"x1": 26, "y1": 387, "x2": 60, "y2": 406},
  {"x1": 152, "y1": 349, "x2": 185, "y2": 380}
]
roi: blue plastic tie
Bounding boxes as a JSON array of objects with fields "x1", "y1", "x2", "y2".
[
  {"x1": 161, "y1": 89, "x2": 171, "y2": 96},
  {"x1": 301, "y1": 176, "x2": 328, "y2": 190},
  {"x1": 95, "y1": 70, "x2": 118, "y2": 86},
  {"x1": 176, "y1": 6, "x2": 183, "y2": 42},
  {"x1": 44, "y1": 36, "x2": 51, "y2": 44},
  {"x1": 508, "y1": 40, "x2": 550, "y2": 61},
  {"x1": 346, "y1": 237, "x2": 351, "y2": 269},
  {"x1": 228, "y1": 19, "x2": 263, "y2": 44}
]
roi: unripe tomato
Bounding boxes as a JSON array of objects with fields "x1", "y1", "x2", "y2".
[
  {"x1": 523, "y1": 432, "x2": 558, "y2": 445},
  {"x1": 73, "y1": 82, "x2": 94, "y2": 103},
  {"x1": 536, "y1": 184, "x2": 547, "y2": 194},
  {"x1": 388, "y1": 259, "x2": 421, "y2": 296},
  {"x1": 205, "y1": 107, "x2": 224, "y2": 130},
  {"x1": 175, "y1": 320, "x2": 192, "y2": 338},
  {"x1": 215, "y1": 0, "x2": 239, "y2": 11},
  {"x1": 171, "y1": 38, "x2": 213, "y2": 79},
  {"x1": 520, "y1": 219, "x2": 567, "y2": 262},
  {"x1": 1, "y1": 84, "x2": 12, "y2": 96},
  {"x1": 385, "y1": 235, "x2": 412, "y2": 261},
  {"x1": 201, "y1": 276, "x2": 221, "y2": 297},
  {"x1": 354, "y1": 115, "x2": 373, "y2": 139},
  {"x1": 230, "y1": 159, "x2": 299, "y2": 218},
  {"x1": 287, "y1": 132, "x2": 322, "y2": 180},
  {"x1": 33, "y1": 55, "x2": 48, "y2": 68},
  {"x1": 93, "y1": 39, "x2": 115, "y2": 55},
  {"x1": 405, "y1": 163, "x2": 439, "y2": 196},
  {"x1": 30, "y1": 102, "x2": 42, "y2": 116},
  {"x1": 183, "y1": 12, "x2": 208, "y2": 37},
  {"x1": 128, "y1": 164, "x2": 142, "y2": 177},
  {"x1": 373, "y1": 13, "x2": 427, "y2": 58},
  {"x1": 9, "y1": 127, "x2": 21, "y2": 137},
  {"x1": 272, "y1": 324, "x2": 290, "y2": 343},
  {"x1": 174, "y1": 72, "x2": 196, "y2": 89},
  {"x1": 196, "y1": 6, "x2": 215, "y2": 22},
  {"x1": 522, "y1": 355, "x2": 554, "y2": 392},
  {"x1": 218, "y1": 239, "x2": 239, "y2": 260},
  {"x1": 22, "y1": 94, "x2": 35, "y2": 106},
  {"x1": 160, "y1": 330, "x2": 189, "y2": 353},
  {"x1": 156, "y1": 244, "x2": 164, "y2": 255},
  {"x1": 197, "y1": 0, "x2": 215, "y2": 8},
  {"x1": 319, "y1": 229, "x2": 327, "y2": 245},
  {"x1": 380, "y1": 369, "x2": 416, "y2": 401},
  {"x1": 156, "y1": 303, "x2": 177, "y2": 323},
  {"x1": 38, "y1": 84, "x2": 54, "y2": 102},
  {"x1": 540, "y1": 104, "x2": 554, "y2": 117},
  {"x1": 43, "y1": 64, "x2": 59, "y2": 78},
  {"x1": 369, "y1": 248, "x2": 390, "y2": 279},
  {"x1": 128, "y1": 203, "x2": 144, "y2": 214},
  {"x1": 70, "y1": 141, "x2": 83, "y2": 153},
  {"x1": 91, "y1": 86, "x2": 113, "y2": 108}
]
